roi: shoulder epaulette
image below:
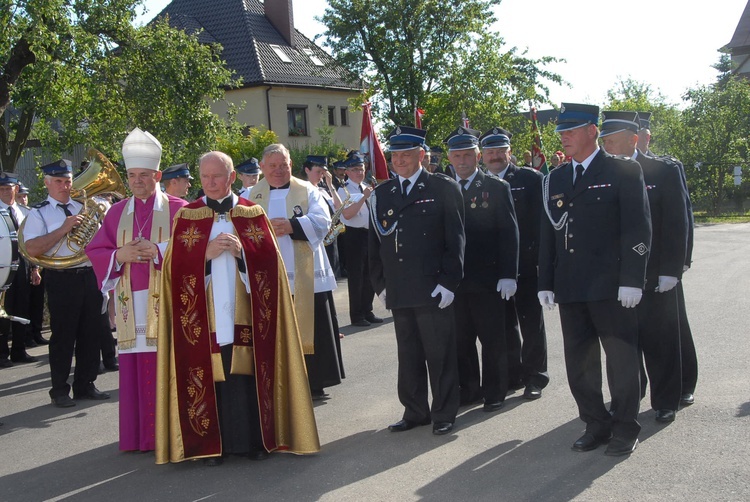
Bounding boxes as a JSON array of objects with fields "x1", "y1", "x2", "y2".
[
  {"x1": 31, "y1": 201, "x2": 49, "y2": 209},
  {"x1": 431, "y1": 172, "x2": 454, "y2": 182}
]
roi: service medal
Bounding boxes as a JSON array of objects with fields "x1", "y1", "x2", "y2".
[
  {"x1": 470, "y1": 203, "x2": 477, "y2": 209},
  {"x1": 556, "y1": 200, "x2": 563, "y2": 208},
  {"x1": 481, "y1": 202, "x2": 488, "y2": 208},
  {"x1": 382, "y1": 220, "x2": 388, "y2": 228}
]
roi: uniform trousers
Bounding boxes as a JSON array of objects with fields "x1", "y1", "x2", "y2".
[
  {"x1": 27, "y1": 271, "x2": 46, "y2": 343},
  {"x1": 676, "y1": 283, "x2": 698, "y2": 394},
  {"x1": 45, "y1": 267, "x2": 101, "y2": 398},
  {"x1": 559, "y1": 300, "x2": 641, "y2": 440},
  {"x1": 504, "y1": 275, "x2": 549, "y2": 389},
  {"x1": 637, "y1": 289, "x2": 682, "y2": 411},
  {"x1": 0, "y1": 260, "x2": 31, "y2": 359},
  {"x1": 343, "y1": 226, "x2": 374, "y2": 322},
  {"x1": 392, "y1": 305, "x2": 459, "y2": 424},
  {"x1": 455, "y1": 290, "x2": 508, "y2": 404}
]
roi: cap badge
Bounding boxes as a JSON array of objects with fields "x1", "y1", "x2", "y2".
[{"x1": 394, "y1": 126, "x2": 402, "y2": 135}]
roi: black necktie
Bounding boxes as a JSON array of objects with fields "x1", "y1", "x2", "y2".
[
  {"x1": 458, "y1": 179, "x2": 469, "y2": 190},
  {"x1": 358, "y1": 184, "x2": 363, "y2": 193},
  {"x1": 206, "y1": 197, "x2": 233, "y2": 214},
  {"x1": 401, "y1": 179, "x2": 411, "y2": 197},
  {"x1": 269, "y1": 182, "x2": 291, "y2": 190},
  {"x1": 573, "y1": 164, "x2": 584, "y2": 188},
  {"x1": 7, "y1": 207, "x2": 18, "y2": 229},
  {"x1": 58, "y1": 203, "x2": 73, "y2": 217}
]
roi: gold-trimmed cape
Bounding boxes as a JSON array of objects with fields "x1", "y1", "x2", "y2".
[{"x1": 155, "y1": 198, "x2": 319, "y2": 464}]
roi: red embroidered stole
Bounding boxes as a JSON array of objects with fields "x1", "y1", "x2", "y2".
[{"x1": 168, "y1": 198, "x2": 281, "y2": 458}]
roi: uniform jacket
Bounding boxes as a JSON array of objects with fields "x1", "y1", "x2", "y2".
[
  {"x1": 368, "y1": 170, "x2": 465, "y2": 309},
  {"x1": 458, "y1": 170, "x2": 518, "y2": 293},
  {"x1": 502, "y1": 164, "x2": 543, "y2": 278},
  {"x1": 538, "y1": 150, "x2": 652, "y2": 303},
  {"x1": 635, "y1": 152, "x2": 688, "y2": 286}
]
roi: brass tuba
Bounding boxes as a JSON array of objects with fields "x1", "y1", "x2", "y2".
[{"x1": 18, "y1": 148, "x2": 127, "y2": 269}]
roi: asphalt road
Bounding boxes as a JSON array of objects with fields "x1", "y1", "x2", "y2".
[{"x1": 1, "y1": 223, "x2": 749, "y2": 501}]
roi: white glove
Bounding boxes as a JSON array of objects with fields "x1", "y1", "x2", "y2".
[
  {"x1": 497, "y1": 279, "x2": 517, "y2": 300},
  {"x1": 618, "y1": 286, "x2": 643, "y2": 308},
  {"x1": 378, "y1": 289, "x2": 387, "y2": 308},
  {"x1": 431, "y1": 285, "x2": 455, "y2": 309},
  {"x1": 655, "y1": 276, "x2": 679, "y2": 293},
  {"x1": 537, "y1": 291, "x2": 556, "y2": 311}
]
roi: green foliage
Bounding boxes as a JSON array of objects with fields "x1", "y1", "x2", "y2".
[
  {"x1": 287, "y1": 121, "x2": 349, "y2": 178},
  {"x1": 318, "y1": 0, "x2": 562, "y2": 133},
  {"x1": 2, "y1": 3, "x2": 240, "y2": 176}
]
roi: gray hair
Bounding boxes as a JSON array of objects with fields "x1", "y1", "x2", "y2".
[
  {"x1": 198, "y1": 151, "x2": 234, "y2": 174},
  {"x1": 261, "y1": 143, "x2": 291, "y2": 163}
]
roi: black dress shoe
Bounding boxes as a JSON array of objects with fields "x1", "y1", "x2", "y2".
[
  {"x1": 97, "y1": 363, "x2": 105, "y2": 375},
  {"x1": 680, "y1": 393, "x2": 695, "y2": 407},
  {"x1": 604, "y1": 437, "x2": 638, "y2": 456},
  {"x1": 310, "y1": 389, "x2": 330, "y2": 401},
  {"x1": 483, "y1": 401, "x2": 504, "y2": 412},
  {"x1": 523, "y1": 384, "x2": 542, "y2": 400},
  {"x1": 351, "y1": 319, "x2": 371, "y2": 327},
  {"x1": 74, "y1": 385, "x2": 110, "y2": 400},
  {"x1": 572, "y1": 433, "x2": 611, "y2": 452},
  {"x1": 365, "y1": 314, "x2": 383, "y2": 323},
  {"x1": 203, "y1": 457, "x2": 224, "y2": 466},
  {"x1": 432, "y1": 422, "x2": 454, "y2": 435},
  {"x1": 655, "y1": 409, "x2": 676, "y2": 423},
  {"x1": 25, "y1": 339, "x2": 38, "y2": 348},
  {"x1": 388, "y1": 418, "x2": 430, "y2": 432},
  {"x1": 0, "y1": 358, "x2": 12, "y2": 368},
  {"x1": 34, "y1": 335, "x2": 49, "y2": 346},
  {"x1": 10, "y1": 352, "x2": 38, "y2": 363},
  {"x1": 51, "y1": 395, "x2": 76, "y2": 408}
]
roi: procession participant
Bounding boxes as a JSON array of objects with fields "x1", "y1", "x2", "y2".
[
  {"x1": 236, "y1": 158, "x2": 261, "y2": 199},
  {"x1": 600, "y1": 111, "x2": 688, "y2": 422},
  {"x1": 369, "y1": 126, "x2": 465, "y2": 435},
  {"x1": 480, "y1": 127, "x2": 549, "y2": 399},
  {"x1": 338, "y1": 153, "x2": 382, "y2": 327},
  {"x1": 446, "y1": 127, "x2": 519, "y2": 412},
  {"x1": 161, "y1": 163, "x2": 192, "y2": 200},
  {"x1": 250, "y1": 144, "x2": 342, "y2": 400},
  {"x1": 0, "y1": 173, "x2": 37, "y2": 366},
  {"x1": 156, "y1": 151, "x2": 319, "y2": 465},
  {"x1": 538, "y1": 103, "x2": 651, "y2": 456},
  {"x1": 23, "y1": 160, "x2": 108, "y2": 407},
  {"x1": 638, "y1": 111, "x2": 698, "y2": 407},
  {"x1": 86, "y1": 127, "x2": 187, "y2": 451},
  {"x1": 303, "y1": 155, "x2": 345, "y2": 365}
]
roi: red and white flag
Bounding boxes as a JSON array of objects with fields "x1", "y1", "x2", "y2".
[
  {"x1": 461, "y1": 112, "x2": 470, "y2": 129},
  {"x1": 414, "y1": 107, "x2": 425, "y2": 129},
  {"x1": 360, "y1": 102, "x2": 389, "y2": 182}
]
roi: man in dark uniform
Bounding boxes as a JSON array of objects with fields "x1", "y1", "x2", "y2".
[
  {"x1": 481, "y1": 127, "x2": 549, "y2": 400},
  {"x1": 161, "y1": 163, "x2": 192, "y2": 200},
  {"x1": 369, "y1": 126, "x2": 465, "y2": 435},
  {"x1": 446, "y1": 127, "x2": 518, "y2": 412},
  {"x1": 0, "y1": 173, "x2": 37, "y2": 366},
  {"x1": 600, "y1": 111, "x2": 688, "y2": 423},
  {"x1": 638, "y1": 112, "x2": 698, "y2": 407},
  {"x1": 236, "y1": 158, "x2": 261, "y2": 199},
  {"x1": 538, "y1": 103, "x2": 651, "y2": 456},
  {"x1": 22, "y1": 160, "x2": 110, "y2": 407}
]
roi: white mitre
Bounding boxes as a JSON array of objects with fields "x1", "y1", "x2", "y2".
[{"x1": 122, "y1": 127, "x2": 162, "y2": 171}]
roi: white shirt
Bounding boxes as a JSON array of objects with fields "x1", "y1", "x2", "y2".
[
  {"x1": 398, "y1": 167, "x2": 425, "y2": 196},
  {"x1": 573, "y1": 147, "x2": 600, "y2": 183},
  {"x1": 338, "y1": 180, "x2": 369, "y2": 229},
  {"x1": 23, "y1": 196, "x2": 92, "y2": 266},
  {"x1": 455, "y1": 169, "x2": 479, "y2": 189}
]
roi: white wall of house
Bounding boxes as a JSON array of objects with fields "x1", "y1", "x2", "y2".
[{"x1": 213, "y1": 86, "x2": 363, "y2": 150}]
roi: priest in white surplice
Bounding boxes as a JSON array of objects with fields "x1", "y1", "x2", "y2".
[{"x1": 249, "y1": 143, "x2": 342, "y2": 400}]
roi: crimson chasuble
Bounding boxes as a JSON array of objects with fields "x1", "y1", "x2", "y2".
[{"x1": 155, "y1": 198, "x2": 319, "y2": 463}]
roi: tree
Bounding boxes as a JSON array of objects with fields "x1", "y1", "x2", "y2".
[
  {"x1": 318, "y1": 0, "x2": 562, "y2": 134},
  {"x1": 1, "y1": 2, "x2": 238, "y2": 173}
]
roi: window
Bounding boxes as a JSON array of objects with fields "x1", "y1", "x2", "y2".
[
  {"x1": 287, "y1": 106, "x2": 308, "y2": 136},
  {"x1": 340, "y1": 106, "x2": 349, "y2": 126},
  {"x1": 328, "y1": 106, "x2": 336, "y2": 126},
  {"x1": 270, "y1": 44, "x2": 292, "y2": 63},
  {"x1": 302, "y1": 48, "x2": 324, "y2": 67}
]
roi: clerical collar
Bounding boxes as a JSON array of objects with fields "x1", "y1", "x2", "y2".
[
  {"x1": 205, "y1": 193, "x2": 234, "y2": 213},
  {"x1": 269, "y1": 182, "x2": 290, "y2": 190}
]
